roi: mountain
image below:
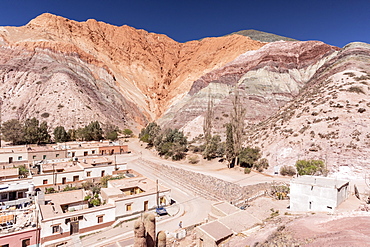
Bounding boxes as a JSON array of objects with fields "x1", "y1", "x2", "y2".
[
  {"x1": 247, "y1": 42, "x2": 370, "y2": 177},
  {"x1": 229, "y1": 29, "x2": 297, "y2": 42},
  {"x1": 0, "y1": 13, "x2": 264, "y2": 130},
  {"x1": 160, "y1": 41, "x2": 339, "y2": 137}
]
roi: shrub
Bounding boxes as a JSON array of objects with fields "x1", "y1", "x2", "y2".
[
  {"x1": 41, "y1": 112, "x2": 50, "y2": 118},
  {"x1": 244, "y1": 167, "x2": 251, "y2": 174},
  {"x1": 280, "y1": 165, "x2": 296, "y2": 176},
  {"x1": 188, "y1": 155, "x2": 200, "y2": 164},
  {"x1": 347, "y1": 86, "x2": 365, "y2": 94},
  {"x1": 295, "y1": 159, "x2": 327, "y2": 176},
  {"x1": 254, "y1": 158, "x2": 269, "y2": 172}
]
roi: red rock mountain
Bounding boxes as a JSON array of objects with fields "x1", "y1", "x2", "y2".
[{"x1": 0, "y1": 13, "x2": 264, "y2": 130}]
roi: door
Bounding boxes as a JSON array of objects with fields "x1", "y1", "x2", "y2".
[
  {"x1": 8, "y1": 157, "x2": 13, "y2": 163},
  {"x1": 62, "y1": 177, "x2": 66, "y2": 184},
  {"x1": 144, "y1": 201, "x2": 149, "y2": 211},
  {"x1": 9, "y1": 192, "x2": 16, "y2": 200},
  {"x1": 70, "y1": 221, "x2": 79, "y2": 235}
]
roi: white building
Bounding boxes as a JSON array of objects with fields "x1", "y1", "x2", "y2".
[{"x1": 290, "y1": 175, "x2": 350, "y2": 212}]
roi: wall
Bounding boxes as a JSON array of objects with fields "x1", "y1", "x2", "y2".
[
  {"x1": 290, "y1": 182, "x2": 345, "y2": 212},
  {"x1": 98, "y1": 145, "x2": 128, "y2": 155},
  {"x1": 40, "y1": 205, "x2": 115, "y2": 244},
  {"x1": 32, "y1": 170, "x2": 84, "y2": 187},
  {"x1": 67, "y1": 147, "x2": 99, "y2": 158},
  {"x1": 28, "y1": 150, "x2": 67, "y2": 162},
  {"x1": 113, "y1": 190, "x2": 170, "y2": 218},
  {"x1": 0, "y1": 228, "x2": 39, "y2": 247},
  {"x1": 0, "y1": 151, "x2": 28, "y2": 164}
]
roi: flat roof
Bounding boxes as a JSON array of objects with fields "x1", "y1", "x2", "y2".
[
  {"x1": 291, "y1": 175, "x2": 349, "y2": 189},
  {"x1": 77, "y1": 156, "x2": 112, "y2": 168},
  {"x1": 40, "y1": 162, "x2": 82, "y2": 173},
  {"x1": 212, "y1": 201, "x2": 240, "y2": 216},
  {"x1": 45, "y1": 189, "x2": 85, "y2": 205},
  {"x1": 108, "y1": 177, "x2": 169, "y2": 194},
  {"x1": 199, "y1": 220, "x2": 233, "y2": 241},
  {"x1": 0, "y1": 168, "x2": 18, "y2": 177},
  {"x1": 0, "y1": 146, "x2": 27, "y2": 154},
  {"x1": 219, "y1": 211, "x2": 262, "y2": 233}
]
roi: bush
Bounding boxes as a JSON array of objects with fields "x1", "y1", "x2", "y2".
[
  {"x1": 41, "y1": 112, "x2": 50, "y2": 118},
  {"x1": 188, "y1": 155, "x2": 200, "y2": 164},
  {"x1": 254, "y1": 158, "x2": 269, "y2": 172},
  {"x1": 280, "y1": 165, "x2": 296, "y2": 176},
  {"x1": 238, "y1": 147, "x2": 261, "y2": 168},
  {"x1": 295, "y1": 159, "x2": 327, "y2": 176},
  {"x1": 244, "y1": 167, "x2": 251, "y2": 174}
]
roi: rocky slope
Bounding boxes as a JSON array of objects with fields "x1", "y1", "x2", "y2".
[
  {"x1": 160, "y1": 41, "x2": 339, "y2": 137},
  {"x1": 0, "y1": 13, "x2": 264, "y2": 130},
  {"x1": 230, "y1": 29, "x2": 297, "y2": 42},
  {"x1": 246, "y1": 42, "x2": 370, "y2": 177}
]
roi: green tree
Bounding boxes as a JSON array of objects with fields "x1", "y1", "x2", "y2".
[
  {"x1": 203, "y1": 93, "x2": 214, "y2": 146},
  {"x1": 54, "y1": 126, "x2": 70, "y2": 143},
  {"x1": 123, "y1": 128, "x2": 133, "y2": 138},
  {"x1": 38, "y1": 121, "x2": 51, "y2": 144},
  {"x1": 67, "y1": 129, "x2": 77, "y2": 141},
  {"x1": 139, "y1": 122, "x2": 161, "y2": 147},
  {"x1": 103, "y1": 124, "x2": 119, "y2": 141},
  {"x1": 18, "y1": 165, "x2": 29, "y2": 178},
  {"x1": 238, "y1": 147, "x2": 261, "y2": 168},
  {"x1": 225, "y1": 123, "x2": 234, "y2": 166},
  {"x1": 295, "y1": 160, "x2": 327, "y2": 176},
  {"x1": 225, "y1": 89, "x2": 246, "y2": 167},
  {"x1": 1, "y1": 119, "x2": 24, "y2": 145},
  {"x1": 203, "y1": 135, "x2": 224, "y2": 160},
  {"x1": 24, "y1": 118, "x2": 40, "y2": 144},
  {"x1": 23, "y1": 118, "x2": 51, "y2": 144},
  {"x1": 155, "y1": 128, "x2": 187, "y2": 160},
  {"x1": 85, "y1": 121, "x2": 103, "y2": 141}
]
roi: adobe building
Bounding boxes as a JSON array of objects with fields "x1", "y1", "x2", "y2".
[{"x1": 290, "y1": 175, "x2": 350, "y2": 212}]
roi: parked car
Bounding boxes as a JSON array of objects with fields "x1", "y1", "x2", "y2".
[{"x1": 156, "y1": 206, "x2": 168, "y2": 216}]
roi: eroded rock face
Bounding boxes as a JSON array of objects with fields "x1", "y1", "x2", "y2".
[
  {"x1": 247, "y1": 42, "x2": 370, "y2": 177},
  {"x1": 0, "y1": 13, "x2": 264, "y2": 130},
  {"x1": 160, "y1": 41, "x2": 339, "y2": 138}
]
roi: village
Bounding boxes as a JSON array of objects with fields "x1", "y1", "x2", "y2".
[{"x1": 0, "y1": 137, "x2": 368, "y2": 247}]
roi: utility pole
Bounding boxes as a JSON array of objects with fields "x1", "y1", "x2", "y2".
[{"x1": 0, "y1": 98, "x2": 2, "y2": 148}]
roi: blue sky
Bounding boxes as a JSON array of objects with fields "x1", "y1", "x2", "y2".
[{"x1": 1, "y1": 0, "x2": 369, "y2": 47}]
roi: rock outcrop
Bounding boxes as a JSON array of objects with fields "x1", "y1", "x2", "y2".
[
  {"x1": 0, "y1": 13, "x2": 264, "y2": 130},
  {"x1": 160, "y1": 41, "x2": 339, "y2": 137},
  {"x1": 247, "y1": 42, "x2": 370, "y2": 177}
]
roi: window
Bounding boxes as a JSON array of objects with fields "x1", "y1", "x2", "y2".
[
  {"x1": 73, "y1": 176, "x2": 79, "y2": 182},
  {"x1": 86, "y1": 171, "x2": 91, "y2": 177},
  {"x1": 22, "y1": 238, "x2": 30, "y2": 247},
  {"x1": 62, "y1": 177, "x2": 66, "y2": 184},
  {"x1": 33, "y1": 155, "x2": 36, "y2": 159},
  {"x1": 18, "y1": 156, "x2": 22, "y2": 161},
  {"x1": 17, "y1": 192, "x2": 23, "y2": 199},
  {"x1": 56, "y1": 154, "x2": 60, "y2": 158},
  {"x1": 84, "y1": 151, "x2": 88, "y2": 156},
  {"x1": 126, "y1": 203, "x2": 132, "y2": 211},
  {"x1": 43, "y1": 179, "x2": 48, "y2": 185},
  {"x1": 159, "y1": 197, "x2": 166, "y2": 205},
  {"x1": 1, "y1": 244, "x2": 9, "y2": 247},
  {"x1": 92, "y1": 150, "x2": 95, "y2": 154},
  {"x1": 52, "y1": 225, "x2": 60, "y2": 233},
  {"x1": 101, "y1": 170, "x2": 105, "y2": 177},
  {"x1": 1, "y1": 193, "x2": 7, "y2": 200},
  {"x1": 42, "y1": 155, "x2": 47, "y2": 160},
  {"x1": 97, "y1": 215, "x2": 103, "y2": 223}
]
